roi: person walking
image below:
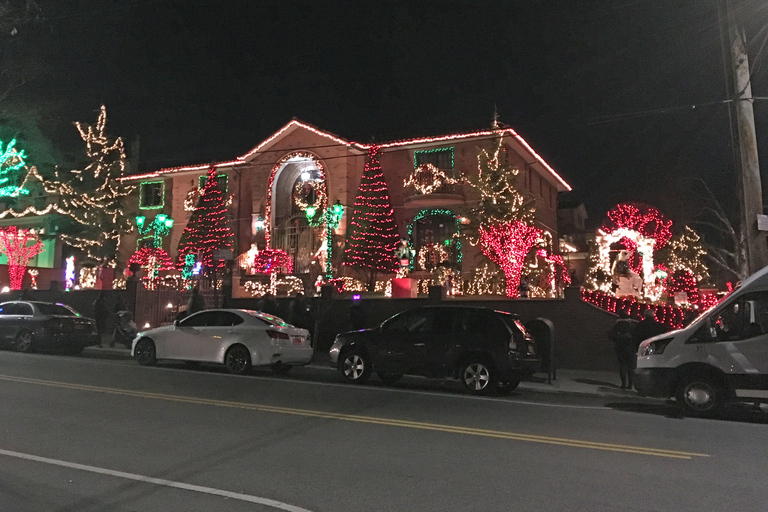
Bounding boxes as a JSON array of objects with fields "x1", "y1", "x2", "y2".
[
  {"x1": 608, "y1": 310, "x2": 639, "y2": 389},
  {"x1": 186, "y1": 286, "x2": 206, "y2": 316},
  {"x1": 92, "y1": 292, "x2": 110, "y2": 347}
]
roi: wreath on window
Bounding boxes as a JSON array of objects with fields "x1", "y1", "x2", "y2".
[{"x1": 293, "y1": 179, "x2": 326, "y2": 211}]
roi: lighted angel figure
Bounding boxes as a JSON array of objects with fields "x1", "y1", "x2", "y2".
[{"x1": 612, "y1": 249, "x2": 643, "y2": 298}]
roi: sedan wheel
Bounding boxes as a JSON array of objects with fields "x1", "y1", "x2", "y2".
[
  {"x1": 134, "y1": 338, "x2": 157, "y2": 366},
  {"x1": 460, "y1": 361, "x2": 493, "y2": 394},
  {"x1": 14, "y1": 330, "x2": 33, "y2": 353},
  {"x1": 338, "y1": 350, "x2": 371, "y2": 384},
  {"x1": 225, "y1": 345, "x2": 252, "y2": 375}
]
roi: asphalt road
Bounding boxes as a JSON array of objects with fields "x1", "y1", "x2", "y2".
[{"x1": 1, "y1": 351, "x2": 767, "y2": 512}]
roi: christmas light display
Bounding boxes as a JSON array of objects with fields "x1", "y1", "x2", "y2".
[
  {"x1": 343, "y1": 145, "x2": 399, "y2": 277},
  {"x1": 65, "y1": 256, "x2": 75, "y2": 291},
  {"x1": 528, "y1": 248, "x2": 571, "y2": 296},
  {"x1": 590, "y1": 203, "x2": 673, "y2": 299},
  {"x1": 666, "y1": 226, "x2": 709, "y2": 284},
  {"x1": 181, "y1": 253, "x2": 196, "y2": 283},
  {"x1": 479, "y1": 221, "x2": 542, "y2": 298},
  {"x1": 581, "y1": 288, "x2": 685, "y2": 329},
  {"x1": 667, "y1": 269, "x2": 699, "y2": 307},
  {"x1": 0, "y1": 138, "x2": 29, "y2": 197},
  {"x1": 403, "y1": 163, "x2": 461, "y2": 195},
  {"x1": 54, "y1": 106, "x2": 134, "y2": 265},
  {"x1": 0, "y1": 227, "x2": 43, "y2": 289},
  {"x1": 176, "y1": 166, "x2": 235, "y2": 275},
  {"x1": 135, "y1": 213, "x2": 174, "y2": 249},
  {"x1": 251, "y1": 248, "x2": 293, "y2": 274},
  {"x1": 467, "y1": 136, "x2": 535, "y2": 227},
  {"x1": 465, "y1": 263, "x2": 503, "y2": 296},
  {"x1": 417, "y1": 243, "x2": 449, "y2": 271},
  {"x1": 407, "y1": 209, "x2": 462, "y2": 270},
  {"x1": 127, "y1": 119, "x2": 569, "y2": 197},
  {"x1": 293, "y1": 178, "x2": 327, "y2": 213},
  {"x1": 128, "y1": 247, "x2": 176, "y2": 287},
  {"x1": 264, "y1": 152, "x2": 327, "y2": 246},
  {"x1": 79, "y1": 268, "x2": 98, "y2": 289},
  {"x1": 138, "y1": 180, "x2": 165, "y2": 210},
  {"x1": 27, "y1": 269, "x2": 38, "y2": 289}
]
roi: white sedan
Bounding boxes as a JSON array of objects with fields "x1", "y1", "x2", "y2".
[{"x1": 131, "y1": 309, "x2": 312, "y2": 375}]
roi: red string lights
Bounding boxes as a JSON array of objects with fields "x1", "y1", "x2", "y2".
[
  {"x1": 343, "y1": 145, "x2": 399, "y2": 273},
  {"x1": 602, "y1": 203, "x2": 673, "y2": 249},
  {"x1": 667, "y1": 269, "x2": 699, "y2": 306},
  {"x1": 251, "y1": 248, "x2": 293, "y2": 275},
  {"x1": 176, "y1": 166, "x2": 235, "y2": 275},
  {"x1": 581, "y1": 288, "x2": 685, "y2": 329},
  {"x1": 0, "y1": 227, "x2": 44, "y2": 290},
  {"x1": 479, "y1": 221, "x2": 542, "y2": 298}
]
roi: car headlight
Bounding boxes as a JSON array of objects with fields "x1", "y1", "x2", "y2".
[{"x1": 640, "y1": 337, "x2": 674, "y2": 356}]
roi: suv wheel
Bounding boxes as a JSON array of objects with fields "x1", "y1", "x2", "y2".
[
  {"x1": 675, "y1": 373, "x2": 724, "y2": 417},
  {"x1": 338, "y1": 350, "x2": 371, "y2": 384},
  {"x1": 460, "y1": 360, "x2": 494, "y2": 395}
]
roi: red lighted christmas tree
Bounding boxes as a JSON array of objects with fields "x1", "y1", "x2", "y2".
[
  {"x1": 479, "y1": 221, "x2": 542, "y2": 298},
  {"x1": 343, "y1": 145, "x2": 399, "y2": 286},
  {"x1": 176, "y1": 166, "x2": 235, "y2": 275},
  {"x1": 0, "y1": 227, "x2": 44, "y2": 290}
]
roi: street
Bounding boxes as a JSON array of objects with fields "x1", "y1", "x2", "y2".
[{"x1": 1, "y1": 350, "x2": 767, "y2": 512}]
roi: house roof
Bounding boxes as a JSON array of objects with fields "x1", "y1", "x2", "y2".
[{"x1": 121, "y1": 118, "x2": 572, "y2": 191}]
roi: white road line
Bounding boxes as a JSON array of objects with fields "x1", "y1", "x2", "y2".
[{"x1": 0, "y1": 448, "x2": 314, "y2": 512}]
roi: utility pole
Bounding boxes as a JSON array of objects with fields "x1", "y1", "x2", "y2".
[{"x1": 719, "y1": 0, "x2": 768, "y2": 276}]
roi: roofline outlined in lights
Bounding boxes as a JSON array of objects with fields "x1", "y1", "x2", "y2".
[{"x1": 122, "y1": 119, "x2": 571, "y2": 191}]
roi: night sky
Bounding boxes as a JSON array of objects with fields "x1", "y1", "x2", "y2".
[{"x1": 6, "y1": 0, "x2": 768, "y2": 229}]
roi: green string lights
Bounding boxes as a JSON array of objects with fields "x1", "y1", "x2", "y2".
[{"x1": 0, "y1": 139, "x2": 29, "y2": 198}]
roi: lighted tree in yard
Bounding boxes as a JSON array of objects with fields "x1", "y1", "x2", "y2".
[
  {"x1": 176, "y1": 166, "x2": 235, "y2": 275},
  {"x1": 55, "y1": 105, "x2": 134, "y2": 266},
  {"x1": 467, "y1": 133, "x2": 539, "y2": 297},
  {"x1": 0, "y1": 226, "x2": 43, "y2": 289},
  {"x1": 343, "y1": 145, "x2": 399, "y2": 289},
  {"x1": 0, "y1": 138, "x2": 28, "y2": 197}
]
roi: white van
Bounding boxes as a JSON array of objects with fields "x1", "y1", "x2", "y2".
[{"x1": 635, "y1": 265, "x2": 768, "y2": 416}]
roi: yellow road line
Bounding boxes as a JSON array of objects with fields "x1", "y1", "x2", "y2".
[{"x1": 0, "y1": 374, "x2": 709, "y2": 460}]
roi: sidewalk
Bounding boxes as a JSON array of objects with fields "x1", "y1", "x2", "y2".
[{"x1": 82, "y1": 345, "x2": 643, "y2": 399}]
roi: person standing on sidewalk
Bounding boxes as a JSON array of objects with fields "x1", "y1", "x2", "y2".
[
  {"x1": 634, "y1": 308, "x2": 669, "y2": 349},
  {"x1": 608, "y1": 310, "x2": 639, "y2": 389},
  {"x1": 92, "y1": 292, "x2": 110, "y2": 347},
  {"x1": 186, "y1": 287, "x2": 206, "y2": 316}
]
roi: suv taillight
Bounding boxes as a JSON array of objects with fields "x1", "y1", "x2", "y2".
[{"x1": 267, "y1": 330, "x2": 290, "y2": 340}]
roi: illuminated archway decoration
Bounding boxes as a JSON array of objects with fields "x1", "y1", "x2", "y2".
[
  {"x1": 596, "y1": 204, "x2": 673, "y2": 300},
  {"x1": 265, "y1": 151, "x2": 327, "y2": 247},
  {"x1": 407, "y1": 208, "x2": 462, "y2": 270}
]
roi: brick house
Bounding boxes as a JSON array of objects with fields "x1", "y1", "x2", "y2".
[{"x1": 120, "y1": 119, "x2": 570, "y2": 285}]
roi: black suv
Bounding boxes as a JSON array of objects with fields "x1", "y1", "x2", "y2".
[{"x1": 329, "y1": 306, "x2": 539, "y2": 394}]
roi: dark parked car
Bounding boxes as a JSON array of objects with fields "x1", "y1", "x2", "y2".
[
  {"x1": 329, "y1": 306, "x2": 540, "y2": 394},
  {"x1": 0, "y1": 301, "x2": 99, "y2": 355}
]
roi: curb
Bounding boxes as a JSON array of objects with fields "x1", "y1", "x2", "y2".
[{"x1": 79, "y1": 348, "x2": 644, "y2": 400}]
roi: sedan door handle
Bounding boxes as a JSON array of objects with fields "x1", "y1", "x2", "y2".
[{"x1": 414, "y1": 343, "x2": 425, "y2": 347}]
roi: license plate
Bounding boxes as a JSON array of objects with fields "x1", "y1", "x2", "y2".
[{"x1": 293, "y1": 336, "x2": 303, "y2": 345}]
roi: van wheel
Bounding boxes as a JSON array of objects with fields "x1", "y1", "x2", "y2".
[{"x1": 675, "y1": 374, "x2": 724, "y2": 417}]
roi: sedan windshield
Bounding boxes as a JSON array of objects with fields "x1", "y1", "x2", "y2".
[{"x1": 37, "y1": 303, "x2": 79, "y2": 316}]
